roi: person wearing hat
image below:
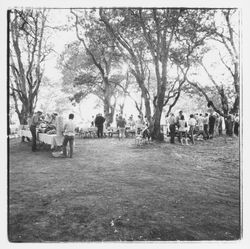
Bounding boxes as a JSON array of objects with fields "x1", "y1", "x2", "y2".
[{"x1": 29, "y1": 110, "x2": 43, "y2": 152}]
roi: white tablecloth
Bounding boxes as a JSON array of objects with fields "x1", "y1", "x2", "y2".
[
  {"x1": 18, "y1": 130, "x2": 32, "y2": 139},
  {"x1": 18, "y1": 130, "x2": 64, "y2": 149},
  {"x1": 38, "y1": 133, "x2": 64, "y2": 149}
]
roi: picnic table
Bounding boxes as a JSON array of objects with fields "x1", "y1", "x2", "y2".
[
  {"x1": 77, "y1": 126, "x2": 136, "y2": 138},
  {"x1": 18, "y1": 129, "x2": 64, "y2": 149},
  {"x1": 78, "y1": 127, "x2": 98, "y2": 138}
]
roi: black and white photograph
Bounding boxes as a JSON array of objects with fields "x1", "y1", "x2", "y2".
[{"x1": 2, "y1": 0, "x2": 249, "y2": 246}]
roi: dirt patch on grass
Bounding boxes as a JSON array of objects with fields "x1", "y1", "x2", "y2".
[{"x1": 8, "y1": 136, "x2": 240, "y2": 241}]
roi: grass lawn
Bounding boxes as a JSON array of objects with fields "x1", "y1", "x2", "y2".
[{"x1": 8, "y1": 135, "x2": 241, "y2": 241}]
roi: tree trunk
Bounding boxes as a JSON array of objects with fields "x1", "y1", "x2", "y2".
[
  {"x1": 152, "y1": 91, "x2": 165, "y2": 140},
  {"x1": 152, "y1": 107, "x2": 162, "y2": 140},
  {"x1": 119, "y1": 104, "x2": 124, "y2": 115},
  {"x1": 231, "y1": 95, "x2": 239, "y2": 114},
  {"x1": 18, "y1": 105, "x2": 29, "y2": 125},
  {"x1": 103, "y1": 77, "x2": 116, "y2": 127}
]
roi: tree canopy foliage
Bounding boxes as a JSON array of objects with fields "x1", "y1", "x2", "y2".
[{"x1": 9, "y1": 8, "x2": 240, "y2": 138}]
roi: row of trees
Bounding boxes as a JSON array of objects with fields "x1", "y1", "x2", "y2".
[{"x1": 9, "y1": 8, "x2": 240, "y2": 140}]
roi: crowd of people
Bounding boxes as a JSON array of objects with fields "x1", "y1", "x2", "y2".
[
  {"x1": 165, "y1": 110, "x2": 240, "y2": 146},
  {"x1": 26, "y1": 108, "x2": 240, "y2": 157},
  {"x1": 89, "y1": 113, "x2": 151, "y2": 140},
  {"x1": 29, "y1": 110, "x2": 75, "y2": 158}
]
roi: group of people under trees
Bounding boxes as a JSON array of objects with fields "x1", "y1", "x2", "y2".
[
  {"x1": 89, "y1": 109, "x2": 240, "y2": 145},
  {"x1": 90, "y1": 113, "x2": 151, "y2": 140},
  {"x1": 166, "y1": 110, "x2": 240, "y2": 146},
  {"x1": 26, "y1": 107, "x2": 240, "y2": 158},
  {"x1": 29, "y1": 110, "x2": 76, "y2": 158}
]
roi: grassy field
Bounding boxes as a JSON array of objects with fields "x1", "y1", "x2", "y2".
[{"x1": 8, "y1": 135, "x2": 241, "y2": 241}]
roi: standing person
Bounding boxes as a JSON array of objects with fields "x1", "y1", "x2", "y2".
[
  {"x1": 176, "y1": 110, "x2": 183, "y2": 142},
  {"x1": 176, "y1": 110, "x2": 183, "y2": 125},
  {"x1": 209, "y1": 113, "x2": 216, "y2": 139},
  {"x1": 178, "y1": 115, "x2": 189, "y2": 145},
  {"x1": 234, "y1": 113, "x2": 239, "y2": 136},
  {"x1": 214, "y1": 113, "x2": 219, "y2": 136},
  {"x1": 29, "y1": 110, "x2": 43, "y2": 152},
  {"x1": 203, "y1": 113, "x2": 209, "y2": 139},
  {"x1": 95, "y1": 113, "x2": 105, "y2": 138},
  {"x1": 165, "y1": 114, "x2": 170, "y2": 136},
  {"x1": 128, "y1": 114, "x2": 135, "y2": 130},
  {"x1": 62, "y1": 113, "x2": 75, "y2": 158},
  {"x1": 196, "y1": 114, "x2": 206, "y2": 140},
  {"x1": 168, "y1": 113, "x2": 176, "y2": 144},
  {"x1": 188, "y1": 114, "x2": 197, "y2": 144},
  {"x1": 117, "y1": 115, "x2": 126, "y2": 140}
]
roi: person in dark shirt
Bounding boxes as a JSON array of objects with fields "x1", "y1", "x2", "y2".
[
  {"x1": 234, "y1": 113, "x2": 239, "y2": 136},
  {"x1": 95, "y1": 113, "x2": 105, "y2": 138},
  {"x1": 29, "y1": 110, "x2": 43, "y2": 152},
  {"x1": 209, "y1": 113, "x2": 216, "y2": 139}
]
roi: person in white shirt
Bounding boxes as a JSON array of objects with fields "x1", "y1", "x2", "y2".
[
  {"x1": 178, "y1": 115, "x2": 189, "y2": 145},
  {"x1": 63, "y1": 113, "x2": 75, "y2": 158},
  {"x1": 188, "y1": 114, "x2": 197, "y2": 144},
  {"x1": 165, "y1": 114, "x2": 170, "y2": 136},
  {"x1": 196, "y1": 114, "x2": 206, "y2": 140},
  {"x1": 135, "y1": 115, "x2": 144, "y2": 134}
]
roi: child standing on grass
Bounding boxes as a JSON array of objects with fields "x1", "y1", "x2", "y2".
[{"x1": 63, "y1": 113, "x2": 75, "y2": 158}]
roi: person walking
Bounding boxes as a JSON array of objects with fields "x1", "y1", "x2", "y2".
[
  {"x1": 95, "y1": 113, "x2": 106, "y2": 138},
  {"x1": 29, "y1": 110, "x2": 43, "y2": 152},
  {"x1": 62, "y1": 113, "x2": 75, "y2": 158}
]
